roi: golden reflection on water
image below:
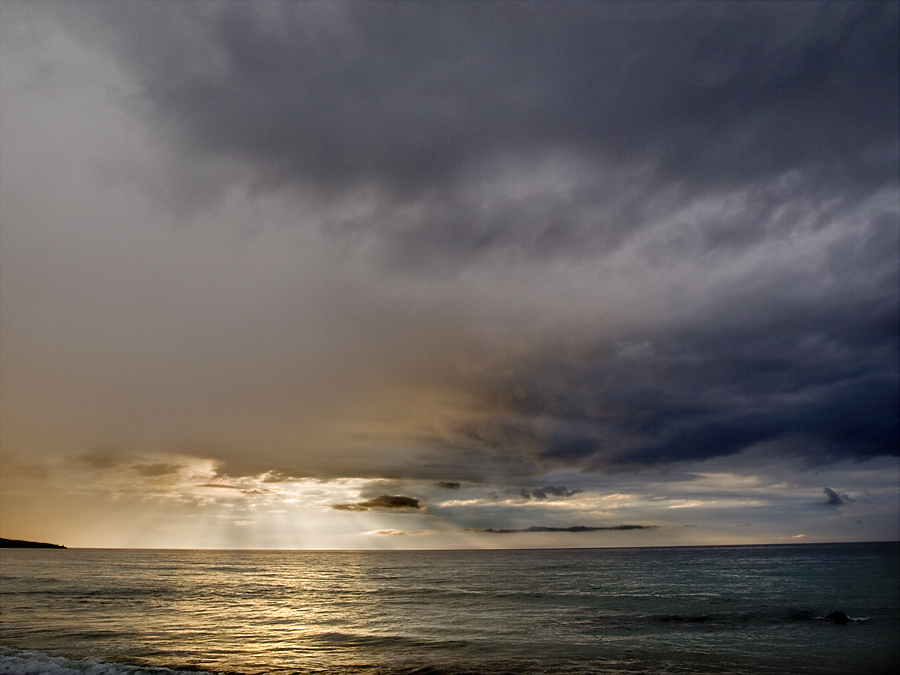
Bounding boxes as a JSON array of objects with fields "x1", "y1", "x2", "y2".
[
  {"x1": 2, "y1": 545, "x2": 897, "y2": 675},
  {"x1": 153, "y1": 551, "x2": 378, "y2": 670}
]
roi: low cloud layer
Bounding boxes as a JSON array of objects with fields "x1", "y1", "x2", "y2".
[
  {"x1": 468, "y1": 525, "x2": 656, "y2": 534},
  {"x1": 333, "y1": 495, "x2": 422, "y2": 512}
]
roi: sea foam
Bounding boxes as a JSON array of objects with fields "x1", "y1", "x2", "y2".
[{"x1": 0, "y1": 648, "x2": 210, "y2": 675}]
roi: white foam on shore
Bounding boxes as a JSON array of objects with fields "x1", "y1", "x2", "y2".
[{"x1": 0, "y1": 648, "x2": 213, "y2": 675}]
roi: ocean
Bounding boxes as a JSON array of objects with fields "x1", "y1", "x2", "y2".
[{"x1": 1, "y1": 543, "x2": 897, "y2": 675}]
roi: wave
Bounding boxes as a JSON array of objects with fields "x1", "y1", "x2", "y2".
[
  {"x1": 0, "y1": 647, "x2": 748, "y2": 675},
  {"x1": 0, "y1": 647, "x2": 641, "y2": 675},
  {"x1": 310, "y1": 631, "x2": 472, "y2": 652},
  {"x1": 0, "y1": 647, "x2": 212, "y2": 675}
]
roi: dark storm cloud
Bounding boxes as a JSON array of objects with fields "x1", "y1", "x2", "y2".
[
  {"x1": 445, "y1": 286, "x2": 899, "y2": 470},
  {"x1": 28, "y1": 1, "x2": 900, "y2": 477},
  {"x1": 54, "y1": 0, "x2": 898, "y2": 265},
  {"x1": 333, "y1": 495, "x2": 422, "y2": 511},
  {"x1": 467, "y1": 525, "x2": 656, "y2": 534},
  {"x1": 823, "y1": 487, "x2": 854, "y2": 506},
  {"x1": 520, "y1": 486, "x2": 583, "y2": 500},
  {"x1": 434, "y1": 481, "x2": 461, "y2": 490}
]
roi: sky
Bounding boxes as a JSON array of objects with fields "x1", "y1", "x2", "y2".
[{"x1": 1, "y1": 0, "x2": 898, "y2": 550}]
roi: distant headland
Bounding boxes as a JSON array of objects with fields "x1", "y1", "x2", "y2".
[{"x1": 0, "y1": 537, "x2": 66, "y2": 549}]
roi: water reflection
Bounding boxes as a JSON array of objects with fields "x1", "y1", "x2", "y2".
[{"x1": 1, "y1": 545, "x2": 898, "y2": 674}]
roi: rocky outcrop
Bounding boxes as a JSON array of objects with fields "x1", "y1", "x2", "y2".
[{"x1": 823, "y1": 611, "x2": 852, "y2": 624}]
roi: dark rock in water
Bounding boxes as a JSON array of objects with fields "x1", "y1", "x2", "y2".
[
  {"x1": 0, "y1": 537, "x2": 67, "y2": 549},
  {"x1": 824, "y1": 611, "x2": 851, "y2": 624}
]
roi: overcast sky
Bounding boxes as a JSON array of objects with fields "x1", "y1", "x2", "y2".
[{"x1": 1, "y1": 0, "x2": 897, "y2": 549}]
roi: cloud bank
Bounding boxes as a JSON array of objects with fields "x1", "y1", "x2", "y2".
[{"x1": 59, "y1": 0, "x2": 896, "y2": 475}]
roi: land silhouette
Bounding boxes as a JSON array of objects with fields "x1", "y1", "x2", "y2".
[{"x1": 0, "y1": 537, "x2": 66, "y2": 549}]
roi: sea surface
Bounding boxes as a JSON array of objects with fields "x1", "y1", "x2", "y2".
[{"x1": 1, "y1": 543, "x2": 897, "y2": 675}]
